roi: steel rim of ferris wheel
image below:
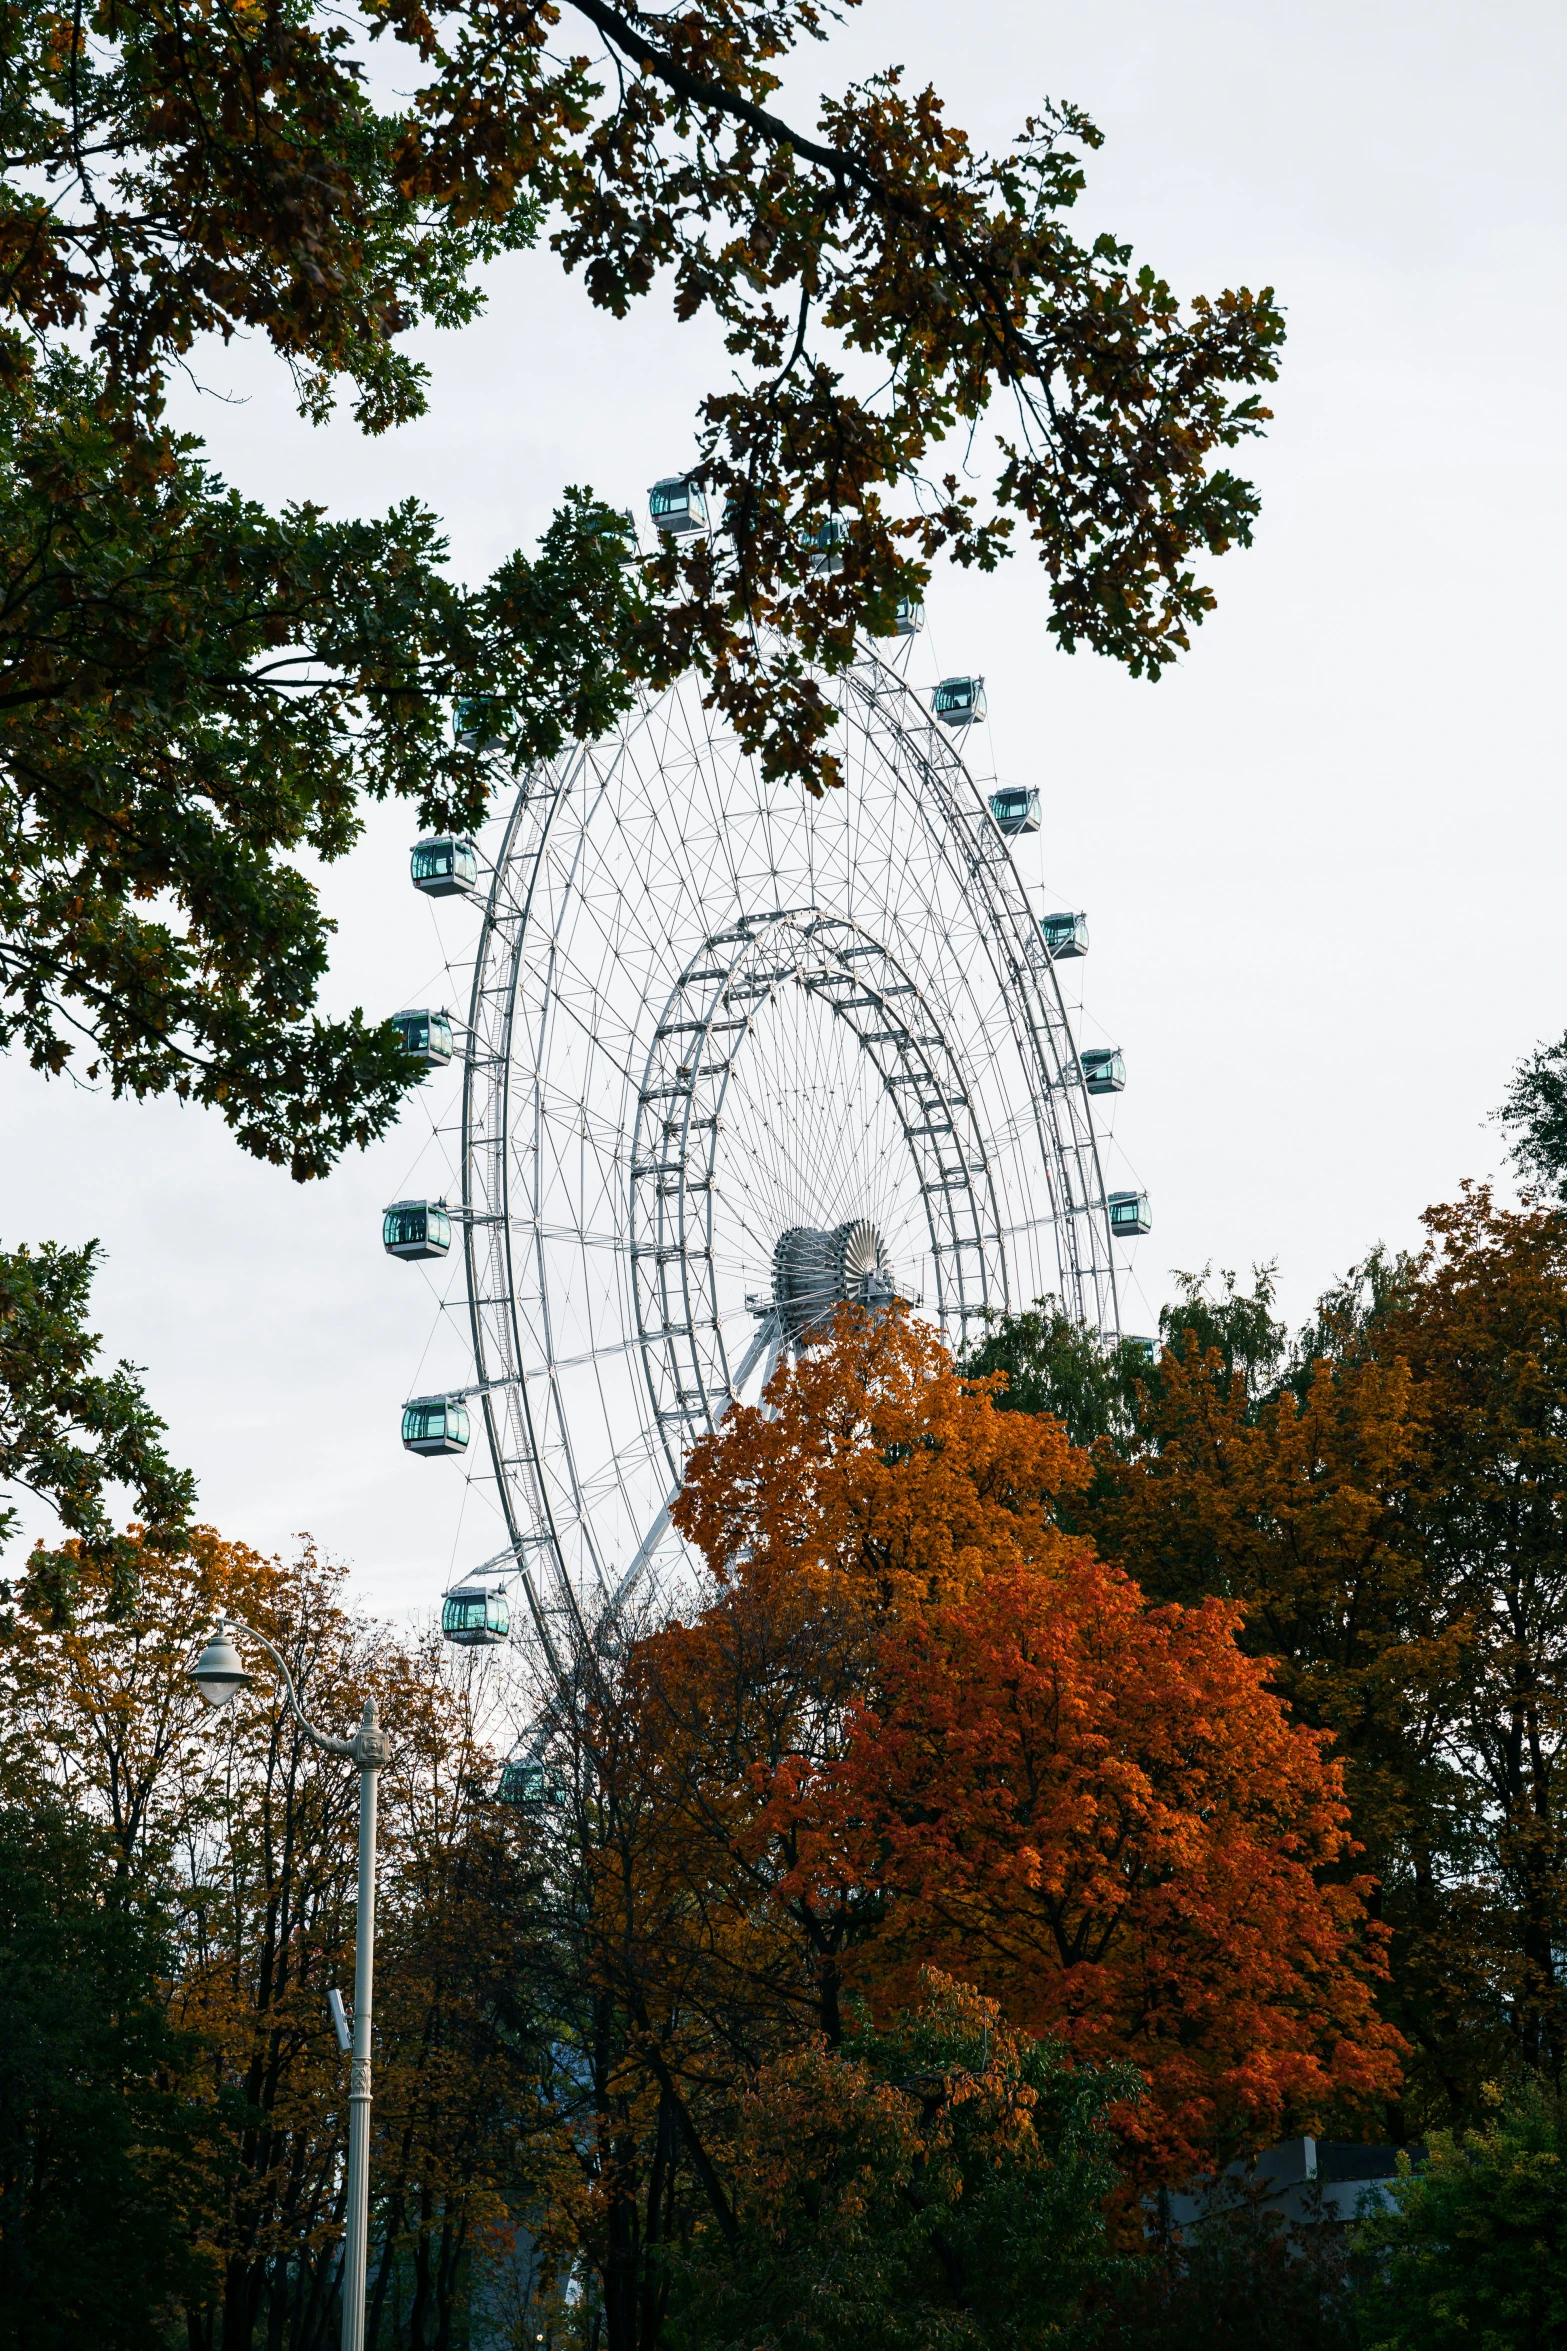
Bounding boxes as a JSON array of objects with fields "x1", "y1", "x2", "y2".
[{"x1": 452, "y1": 641, "x2": 1120, "y2": 1669}]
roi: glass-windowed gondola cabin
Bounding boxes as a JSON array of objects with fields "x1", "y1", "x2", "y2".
[
  {"x1": 649, "y1": 476, "x2": 708, "y2": 535},
  {"x1": 1125, "y1": 1335, "x2": 1157, "y2": 1362},
  {"x1": 933, "y1": 675, "x2": 986, "y2": 728},
  {"x1": 1039, "y1": 911, "x2": 1089, "y2": 960},
  {"x1": 989, "y1": 787, "x2": 1040, "y2": 837},
  {"x1": 382, "y1": 1200, "x2": 452, "y2": 1261},
  {"x1": 390, "y1": 1008, "x2": 454, "y2": 1068},
  {"x1": 590, "y1": 507, "x2": 638, "y2": 555},
  {"x1": 1080, "y1": 1047, "x2": 1126, "y2": 1096},
  {"x1": 804, "y1": 515, "x2": 846, "y2": 575},
  {"x1": 410, "y1": 836, "x2": 478, "y2": 899},
  {"x1": 452, "y1": 697, "x2": 504, "y2": 753},
  {"x1": 441, "y1": 1583, "x2": 509, "y2": 1646},
  {"x1": 497, "y1": 1757, "x2": 568, "y2": 1807},
  {"x1": 894, "y1": 596, "x2": 924, "y2": 636},
  {"x1": 402, "y1": 1394, "x2": 470, "y2": 1455},
  {"x1": 1108, "y1": 1189, "x2": 1152, "y2": 1238}
]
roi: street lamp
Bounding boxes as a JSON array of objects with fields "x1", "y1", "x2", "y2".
[{"x1": 191, "y1": 1619, "x2": 390, "y2": 2351}]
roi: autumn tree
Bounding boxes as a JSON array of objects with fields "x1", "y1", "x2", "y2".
[
  {"x1": 0, "y1": 1523, "x2": 546, "y2": 2350},
  {"x1": 640, "y1": 1309, "x2": 1097, "y2": 2053},
  {"x1": 482, "y1": 1311, "x2": 1397, "y2": 2351},
  {"x1": 1002, "y1": 1196, "x2": 1567, "y2": 2128},
  {"x1": 1366, "y1": 1193, "x2": 1567, "y2": 2095},
  {"x1": 1072, "y1": 1267, "x2": 1455, "y2": 1903},
  {"x1": 672, "y1": 1305, "x2": 1090, "y2": 1615},
  {"x1": 459, "y1": 1341, "x2": 1105, "y2": 2351},
  {"x1": 474, "y1": 1640, "x2": 1138, "y2": 2351},
  {"x1": 1, "y1": 0, "x2": 1284, "y2": 1168},
  {"x1": 819, "y1": 1558, "x2": 1403, "y2": 2175},
  {"x1": 600, "y1": 1312, "x2": 1400, "y2": 2181}
]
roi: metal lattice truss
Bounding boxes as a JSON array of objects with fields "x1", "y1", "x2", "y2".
[{"x1": 459, "y1": 646, "x2": 1118, "y2": 1661}]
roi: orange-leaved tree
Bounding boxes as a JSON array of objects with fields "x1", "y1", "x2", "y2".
[
  {"x1": 674, "y1": 1303, "x2": 1089, "y2": 1614},
  {"x1": 652, "y1": 1308, "x2": 1403, "y2": 2174},
  {"x1": 650, "y1": 1307, "x2": 1091, "y2": 2044},
  {"x1": 1052, "y1": 1191, "x2": 1567, "y2": 2122},
  {"x1": 817, "y1": 1560, "x2": 1404, "y2": 2171}
]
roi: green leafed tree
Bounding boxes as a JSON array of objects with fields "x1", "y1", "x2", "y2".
[
  {"x1": 962, "y1": 1267, "x2": 1285, "y2": 1454},
  {"x1": 2, "y1": 0, "x2": 1285, "y2": 1175},
  {"x1": 0, "y1": 1239, "x2": 192, "y2": 1609},
  {"x1": 1497, "y1": 1032, "x2": 1567, "y2": 1206},
  {"x1": 0, "y1": 362, "x2": 649, "y2": 1175},
  {"x1": 1354, "y1": 2091, "x2": 1567, "y2": 2351},
  {"x1": 666, "y1": 1975, "x2": 1134, "y2": 2351},
  {"x1": 0, "y1": 1791, "x2": 205, "y2": 2351},
  {"x1": 963, "y1": 1297, "x2": 1151, "y2": 1449}
]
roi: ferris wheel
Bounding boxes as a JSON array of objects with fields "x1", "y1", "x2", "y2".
[{"x1": 387, "y1": 591, "x2": 1145, "y2": 1672}]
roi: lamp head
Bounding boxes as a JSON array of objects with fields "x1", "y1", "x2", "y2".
[{"x1": 191, "y1": 1623, "x2": 251, "y2": 1710}]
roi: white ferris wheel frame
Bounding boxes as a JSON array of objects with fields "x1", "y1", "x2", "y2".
[{"x1": 454, "y1": 642, "x2": 1121, "y2": 1666}]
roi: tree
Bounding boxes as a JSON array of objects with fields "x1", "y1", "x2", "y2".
[
  {"x1": 1497, "y1": 1031, "x2": 1567, "y2": 1205},
  {"x1": 1037, "y1": 1199, "x2": 1567, "y2": 2129},
  {"x1": 0, "y1": 1791, "x2": 203, "y2": 2351},
  {"x1": 1, "y1": 0, "x2": 1285, "y2": 1167},
  {"x1": 0, "y1": 1236, "x2": 192, "y2": 1596},
  {"x1": 0, "y1": 362, "x2": 648, "y2": 1176},
  {"x1": 804, "y1": 1561, "x2": 1401, "y2": 2177},
  {"x1": 1078, "y1": 1274, "x2": 1455, "y2": 1896},
  {"x1": 451, "y1": 1335, "x2": 1110, "y2": 2351},
  {"x1": 651, "y1": 1312, "x2": 1403, "y2": 2178},
  {"x1": 0, "y1": 1524, "x2": 545, "y2": 2350},
  {"x1": 484, "y1": 1633, "x2": 1138, "y2": 2351},
  {"x1": 437, "y1": 1315, "x2": 1396, "y2": 2351},
  {"x1": 672, "y1": 1305, "x2": 1090, "y2": 1618},
  {"x1": 1365, "y1": 1192, "x2": 1567, "y2": 2094},
  {"x1": 667, "y1": 1975, "x2": 1135, "y2": 2351},
  {"x1": 1353, "y1": 2089, "x2": 1567, "y2": 2351},
  {"x1": 963, "y1": 1298, "x2": 1149, "y2": 1449}
]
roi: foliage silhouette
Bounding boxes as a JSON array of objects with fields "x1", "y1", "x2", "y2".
[{"x1": 0, "y1": 0, "x2": 1283, "y2": 1166}]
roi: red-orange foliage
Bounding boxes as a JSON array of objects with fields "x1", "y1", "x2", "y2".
[
  {"x1": 810, "y1": 1563, "x2": 1403, "y2": 2169},
  {"x1": 655, "y1": 1310, "x2": 1404, "y2": 2175}
]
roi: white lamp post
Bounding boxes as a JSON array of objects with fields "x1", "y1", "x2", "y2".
[{"x1": 191, "y1": 1619, "x2": 389, "y2": 2351}]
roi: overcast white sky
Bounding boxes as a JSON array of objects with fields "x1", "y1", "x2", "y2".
[{"x1": 4, "y1": 0, "x2": 1564, "y2": 1616}]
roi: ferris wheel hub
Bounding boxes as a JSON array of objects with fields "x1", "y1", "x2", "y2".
[{"x1": 772, "y1": 1219, "x2": 897, "y2": 1345}]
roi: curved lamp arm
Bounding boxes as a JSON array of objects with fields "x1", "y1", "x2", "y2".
[{"x1": 191, "y1": 1616, "x2": 388, "y2": 1769}]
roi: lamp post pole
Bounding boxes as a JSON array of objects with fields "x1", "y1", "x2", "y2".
[{"x1": 190, "y1": 1620, "x2": 390, "y2": 2351}]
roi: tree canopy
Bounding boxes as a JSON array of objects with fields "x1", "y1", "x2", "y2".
[
  {"x1": 16, "y1": 1265, "x2": 1567, "y2": 2346},
  {"x1": 0, "y1": 0, "x2": 1284, "y2": 1172},
  {"x1": 1498, "y1": 1029, "x2": 1567, "y2": 1205},
  {"x1": 0, "y1": 1236, "x2": 192, "y2": 1596},
  {"x1": 979, "y1": 1190, "x2": 1567, "y2": 2132},
  {"x1": 646, "y1": 1310, "x2": 1400, "y2": 2179},
  {"x1": 0, "y1": 1525, "x2": 548, "y2": 2349},
  {"x1": 1355, "y1": 2091, "x2": 1567, "y2": 2351}
]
